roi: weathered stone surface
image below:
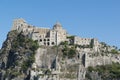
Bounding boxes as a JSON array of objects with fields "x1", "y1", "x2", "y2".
[{"x1": 0, "y1": 26, "x2": 120, "y2": 80}]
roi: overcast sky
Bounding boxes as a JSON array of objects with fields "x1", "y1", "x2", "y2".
[{"x1": 0, "y1": 0, "x2": 120, "y2": 48}]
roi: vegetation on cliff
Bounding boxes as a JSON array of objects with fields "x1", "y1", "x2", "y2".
[
  {"x1": 86, "y1": 62, "x2": 120, "y2": 80},
  {"x1": 0, "y1": 30, "x2": 39, "y2": 79},
  {"x1": 60, "y1": 41, "x2": 77, "y2": 58},
  {"x1": 0, "y1": 30, "x2": 120, "y2": 80}
]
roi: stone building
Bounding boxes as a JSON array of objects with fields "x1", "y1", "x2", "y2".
[
  {"x1": 11, "y1": 18, "x2": 67, "y2": 46},
  {"x1": 11, "y1": 18, "x2": 100, "y2": 50},
  {"x1": 74, "y1": 36, "x2": 100, "y2": 52},
  {"x1": 84, "y1": 53, "x2": 112, "y2": 68}
]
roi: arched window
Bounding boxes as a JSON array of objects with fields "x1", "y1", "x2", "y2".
[
  {"x1": 40, "y1": 39, "x2": 42, "y2": 42},
  {"x1": 47, "y1": 39, "x2": 50, "y2": 41},
  {"x1": 44, "y1": 39, "x2": 46, "y2": 41},
  {"x1": 47, "y1": 42, "x2": 50, "y2": 46}
]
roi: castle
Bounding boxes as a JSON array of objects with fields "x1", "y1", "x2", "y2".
[
  {"x1": 11, "y1": 18, "x2": 100, "y2": 52},
  {"x1": 2, "y1": 18, "x2": 119, "y2": 80}
]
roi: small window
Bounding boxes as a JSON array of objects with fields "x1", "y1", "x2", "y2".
[
  {"x1": 21, "y1": 24, "x2": 23, "y2": 26},
  {"x1": 44, "y1": 39, "x2": 46, "y2": 41},
  {"x1": 52, "y1": 42, "x2": 55, "y2": 45},
  {"x1": 40, "y1": 39, "x2": 42, "y2": 42},
  {"x1": 28, "y1": 25, "x2": 31, "y2": 28},
  {"x1": 47, "y1": 42, "x2": 50, "y2": 46},
  {"x1": 47, "y1": 39, "x2": 50, "y2": 41}
]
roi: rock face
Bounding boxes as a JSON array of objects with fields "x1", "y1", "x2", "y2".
[
  {"x1": 0, "y1": 30, "x2": 39, "y2": 80},
  {"x1": 0, "y1": 30, "x2": 120, "y2": 80}
]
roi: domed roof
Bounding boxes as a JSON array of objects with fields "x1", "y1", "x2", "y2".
[{"x1": 53, "y1": 22, "x2": 62, "y2": 27}]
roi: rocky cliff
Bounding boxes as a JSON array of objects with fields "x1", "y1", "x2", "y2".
[
  {"x1": 0, "y1": 30, "x2": 120, "y2": 80},
  {"x1": 0, "y1": 30, "x2": 39, "y2": 80},
  {"x1": 0, "y1": 30, "x2": 81, "y2": 80}
]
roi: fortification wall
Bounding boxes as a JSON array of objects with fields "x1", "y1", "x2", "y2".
[
  {"x1": 85, "y1": 55, "x2": 112, "y2": 68},
  {"x1": 84, "y1": 53, "x2": 120, "y2": 68}
]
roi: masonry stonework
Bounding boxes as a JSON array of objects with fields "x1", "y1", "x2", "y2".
[{"x1": 11, "y1": 18, "x2": 100, "y2": 51}]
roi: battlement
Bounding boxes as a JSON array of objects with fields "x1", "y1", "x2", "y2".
[{"x1": 11, "y1": 18, "x2": 27, "y2": 31}]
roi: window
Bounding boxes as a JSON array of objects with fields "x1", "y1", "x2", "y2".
[
  {"x1": 40, "y1": 39, "x2": 42, "y2": 42},
  {"x1": 44, "y1": 39, "x2": 46, "y2": 41},
  {"x1": 21, "y1": 24, "x2": 23, "y2": 26},
  {"x1": 52, "y1": 42, "x2": 55, "y2": 45},
  {"x1": 28, "y1": 25, "x2": 31, "y2": 28},
  {"x1": 47, "y1": 39, "x2": 50, "y2": 41},
  {"x1": 47, "y1": 42, "x2": 50, "y2": 46}
]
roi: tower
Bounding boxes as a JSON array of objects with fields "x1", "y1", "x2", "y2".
[
  {"x1": 11, "y1": 18, "x2": 27, "y2": 32},
  {"x1": 53, "y1": 22, "x2": 67, "y2": 45},
  {"x1": 53, "y1": 22, "x2": 62, "y2": 31}
]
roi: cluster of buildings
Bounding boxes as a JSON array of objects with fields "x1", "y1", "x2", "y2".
[
  {"x1": 11, "y1": 18, "x2": 100, "y2": 51},
  {"x1": 10, "y1": 19, "x2": 120, "y2": 80}
]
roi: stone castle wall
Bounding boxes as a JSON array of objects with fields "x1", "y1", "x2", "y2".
[
  {"x1": 84, "y1": 53, "x2": 120, "y2": 68},
  {"x1": 11, "y1": 18, "x2": 67, "y2": 46},
  {"x1": 11, "y1": 18, "x2": 100, "y2": 49},
  {"x1": 85, "y1": 53, "x2": 112, "y2": 68}
]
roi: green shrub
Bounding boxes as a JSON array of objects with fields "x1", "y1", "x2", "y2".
[
  {"x1": 111, "y1": 49, "x2": 119, "y2": 54},
  {"x1": 67, "y1": 36, "x2": 74, "y2": 40},
  {"x1": 11, "y1": 71, "x2": 21, "y2": 77},
  {"x1": 21, "y1": 54, "x2": 35, "y2": 71},
  {"x1": 87, "y1": 63, "x2": 120, "y2": 79},
  {"x1": 30, "y1": 40, "x2": 39, "y2": 51},
  {"x1": 62, "y1": 46, "x2": 76, "y2": 58},
  {"x1": 68, "y1": 48, "x2": 76, "y2": 58},
  {"x1": 88, "y1": 66, "x2": 95, "y2": 72},
  {"x1": 60, "y1": 41, "x2": 68, "y2": 45}
]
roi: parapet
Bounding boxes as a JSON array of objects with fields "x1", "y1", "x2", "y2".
[
  {"x1": 11, "y1": 18, "x2": 27, "y2": 31},
  {"x1": 13, "y1": 18, "x2": 26, "y2": 23}
]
